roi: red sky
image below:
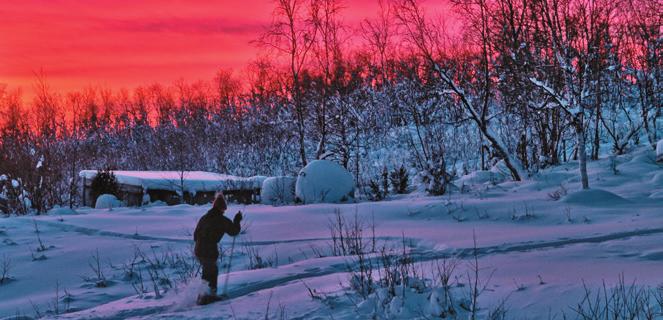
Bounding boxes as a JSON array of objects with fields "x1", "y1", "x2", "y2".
[{"x1": 1, "y1": 0, "x2": 453, "y2": 100}]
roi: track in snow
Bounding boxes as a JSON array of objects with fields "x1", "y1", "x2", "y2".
[{"x1": 49, "y1": 226, "x2": 663, "y2": 319}]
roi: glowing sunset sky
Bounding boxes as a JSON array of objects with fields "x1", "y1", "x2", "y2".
[{"x1": 1, "y1": 0, "x2": 452, "y2": 99}]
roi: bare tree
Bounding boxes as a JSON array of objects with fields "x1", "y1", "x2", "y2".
[
  {"x1": 361, "y1": 0, "x2": 394, "y2": 85},
  {"x1": 258, "y1": 0, "x2": 318, "y2": 167},
  {"x1": 394, "y1": 0, "x2": 525, "y2": 181},
  {"x1": 528, "y1": 0, "x2": 618, "y2": 189},
  {"x1": 310, "y1": 0, "x2": 345, "y2": 159},
  {"x1": 621, "y1": 0, "x2": 662, "y2": 148}
]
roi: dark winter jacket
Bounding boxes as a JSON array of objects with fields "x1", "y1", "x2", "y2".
[{"x1": 193, "y1": 207, "x2": 241, "y2": 259}]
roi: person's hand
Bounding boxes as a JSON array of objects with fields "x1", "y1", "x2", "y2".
[{"x1": 234, "y1": 211, "x2": 243, "y2": 224}]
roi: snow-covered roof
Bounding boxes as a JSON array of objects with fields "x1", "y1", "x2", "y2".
[{"x1": 79, "y1": 170, "x2": 267, "y2": 193}]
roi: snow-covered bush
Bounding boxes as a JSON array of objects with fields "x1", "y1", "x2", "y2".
[
  {"x1": 0, "y1": 176, "x2": 32, "y2": 215},
  {"x1": 142, "y1": 193, "x2": 151, "y2": 206},
  {"x1": 350, "y1": 247, "x2": 484, "y2": 319},
  {"x1": 570, "y1": 277, "x2": 663, "y2": 319},
  {"x1": 657, "y1": 140, "x2": 663, "y2": 162},
  {"x1": 368, "y1": 179, "x2": 385, "y2": 201},
  {"x1": 261, "y1": 176, "x2": 296, "y2": 205},
  {"x1": 95, "y1": 194, "x2": 122, "y2": 209},
  {"x1": 420, "y1": 150, "x2": 453, "y2": 195},
  {"x1": 86, "y1": 249, "x2": 108, "y2": 288},
  {"x1": 295, "y1": 160, "x2": 355, "y2": 204},
  {"x1": 90, "y1": 169, "x2": 120, "y2": 203},
  {"x1": 390, "y1": 165, "x2": 410, "y2": 194},
  {"x1": 0, "y1": 255, "x2": 12, "y2": 285}
]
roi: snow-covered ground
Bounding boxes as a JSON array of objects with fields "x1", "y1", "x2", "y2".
[{"x1": 1, "y1": 147, "x2": 662, "y2": 319}]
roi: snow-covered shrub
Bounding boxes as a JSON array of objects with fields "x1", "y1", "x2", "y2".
[
  {"x1": 366, "y1": 167, "x2": 391, "y2": 201},
  {"x1": 657, "y1": 140, "x2": 663, "y2": 162},
  {"x1": 547, "y1": 184, "x2": 568, "y2": 201},
  {"x1": 0, "y1": 255, "x2": 11, "y2": 285},
  {"x1": 95, "y1": 194, "x2": 122, "y2": 209},
  {"x1": 569, "y1": 276, "x2": 663, "y2": 319},
  {"x1": 352, "y1": 251, "x2": 475, "y2": 319},
  {"x1": 242, "y1": 237, "x2": 276, "y2": 269},
  {"x1": 328, "y1": 209, "x2": 376, "y2": 257},
  {"x1": 0, "y1": 176, "x2": 31, "y2": 215},
  {"x1": 368, "y1": 179, "x2": 385, "y2": 201},
  {"x1": 261, "y1": 176, "x2": 296, "y2": 205},
  {"x1": 141, "y1": 193, "x2": 151, "y2": 206},
  {"x1": 295, "y1": 160, "x2": 355, "y2": 204},
  {"x1": 86, "y1": 249, "x2": 108, "y2": 288},
  {"x1": 381, "y1": 167, "x2": 389, "y2": 195},
  {"x1": 90, "y1": 169, "x2": 120, "y2": 203},
  {"x1": 420, "y1": 151, "x2": 452, "y2": 196},
  {"x1": 390, "y1": 165, "x2": 410, "y2": 194}
]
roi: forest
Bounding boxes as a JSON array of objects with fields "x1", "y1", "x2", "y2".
[{"x1": 0, "y1": 0, "x2": 660, "y2": 214}]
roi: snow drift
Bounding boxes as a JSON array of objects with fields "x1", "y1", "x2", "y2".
[
  {"x1": 95, "y1": 194, "x2": 122, "y2": 209},
  {"x1": 562, "y1": 189, "x2": 630, "y2": 206},
  {"x1": 651, "y1": 172, "x2": 663, "y2": 186},
  {"x1": 261, "y1": 176, "x2": 296, "y2": 205},
  {"x1": 47, "y1": 206, "x2": 79, "y2": 215},
  {"x1": 456, "y1": 170, "x2": 505, "y2": 187},
  {"x1": 295, "y1": 160, "x2": 355, "y2": 204}
]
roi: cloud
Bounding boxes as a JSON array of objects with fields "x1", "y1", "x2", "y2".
[{"x1": 99, "y1": 17, "x2": 265, "y2": 35}]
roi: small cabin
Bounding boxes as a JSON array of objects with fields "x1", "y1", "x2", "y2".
[{"x1": 79, "y1": 170, "x2": 266, "y2": 207}]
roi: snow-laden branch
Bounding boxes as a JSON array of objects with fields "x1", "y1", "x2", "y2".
[{"x1": 528, "y1": 77, "x2": 579, "y2": 116}]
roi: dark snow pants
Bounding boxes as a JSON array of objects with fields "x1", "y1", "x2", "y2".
[{"x1": 198, "y1": 257, "x2": 218, "y2": 293}]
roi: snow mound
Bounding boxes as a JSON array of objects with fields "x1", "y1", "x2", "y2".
[
  {"x1": 295, "y1": 160, "x2": 355, "y2": 204},
  {"x1": 261, "y1": 176, "x2": 296, "y2": 205},
  {"x1": 657, "y1": 140, "x2": 663, "y2": 162},
  {"x1": 95, "y1": 194, "x2": 122, "y2": 209},
  {"x1": 456, "y1": 170, "x2": 505, "y2": 186},
  {"x1": 651, "y1": 172, "x2": 663, "y2": 186},
  {"x1": 144, "y1": 200, "x2": 167, "y2": 207},
  {"x1": 629, "y1": 153, "x2": 655, "y2": 165},
  {"x1": 649, "y1": 190, "x2": 663, "y2": 199},
  {"x1": 562, "y1": 189, "x2": 629, "y2": 206},
  {"x1": 47, "y1": 206, "x2": 78, "y2": 215}
]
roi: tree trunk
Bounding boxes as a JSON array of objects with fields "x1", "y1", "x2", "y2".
[
  {"x1": 592, "y1": 97, "x2": 601, "y2": 160},
  {"x1": 576, "y1": 114, "x2": 589, "y2": 189},
  {"x1": 479, "y1": 129, "x2": 485, "y2": 170},
  {"x1": 479, "y1": 124, "x2": 524, "y2": 181},
  {"x1": 294, "y1": 89, "x2": 307, "y2": 167}
]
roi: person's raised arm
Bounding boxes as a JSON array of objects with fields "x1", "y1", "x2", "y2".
[{"x1": 225, "y1": 211, "x2": 242, "y2": 236}]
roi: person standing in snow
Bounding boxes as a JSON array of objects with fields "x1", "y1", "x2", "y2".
[{"x1": 194, "y1": 192, "x2": 242, "y2": 299}]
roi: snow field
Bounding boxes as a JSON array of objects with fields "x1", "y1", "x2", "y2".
[{"x1": 0, "y1": 146, "x2": 661, "y2": 319}]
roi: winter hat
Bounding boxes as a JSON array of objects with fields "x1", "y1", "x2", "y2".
[{"x1": 213, "y1": 192, "x2": 227, "y2": 211}]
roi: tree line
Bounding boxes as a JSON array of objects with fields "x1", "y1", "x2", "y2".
[{"x1": 0, "y1": 0, "x2": 660, "y2": 214}]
